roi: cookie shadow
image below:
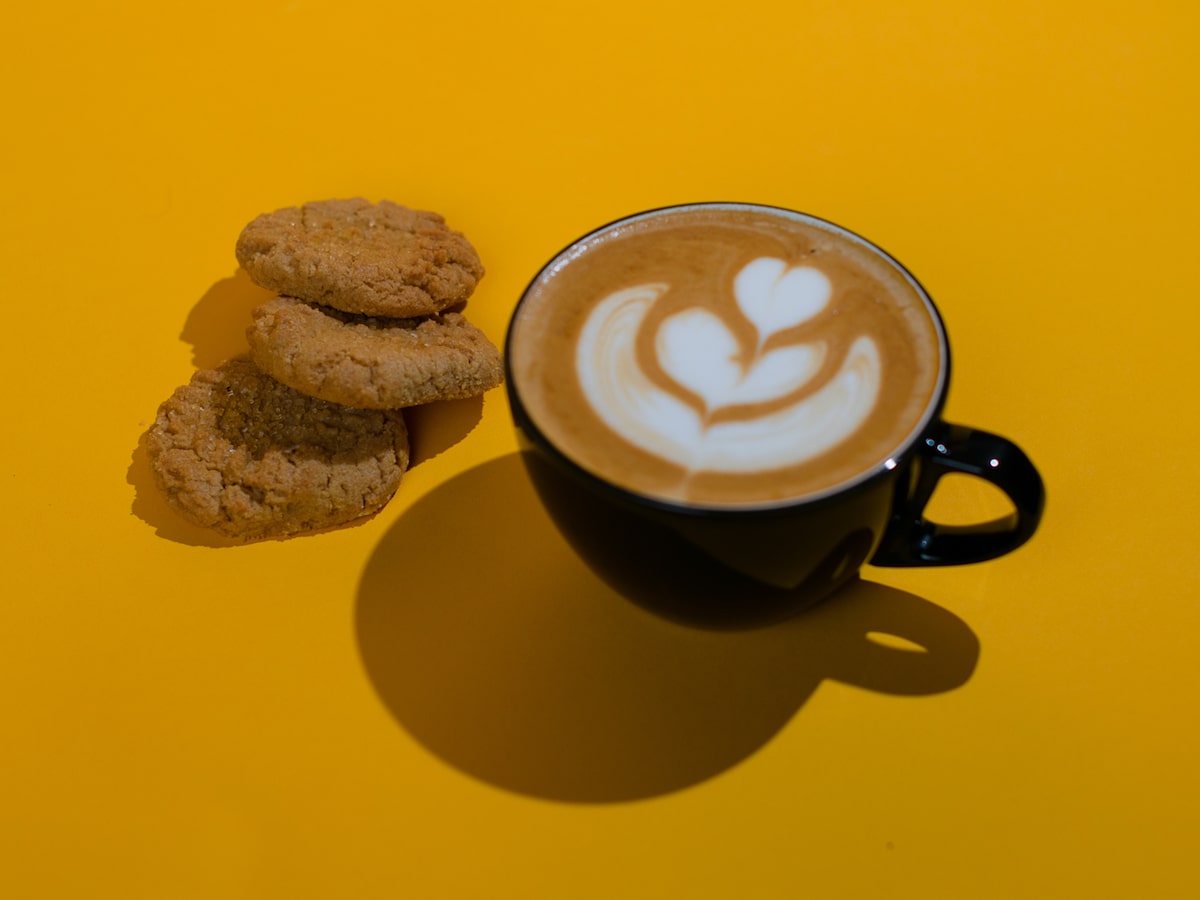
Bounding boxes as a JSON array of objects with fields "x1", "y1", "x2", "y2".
[
  {"x1": 356, "y1": 453, "x2": 981, "y2": 804},
  {"x1": 181, "y1": 268, "x2": 274, "y2": 369},
  {"x1": 404, "y1": 396, "x2": 485, "y2": 468}
]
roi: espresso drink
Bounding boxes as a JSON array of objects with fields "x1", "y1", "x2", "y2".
[{"x1": 509, "y1": 205, "x2": 946, "y2": 508}]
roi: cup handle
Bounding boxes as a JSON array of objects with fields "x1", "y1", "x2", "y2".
[{"x1": 871, "y1": 421, "x2": 1045, "y2": 567}]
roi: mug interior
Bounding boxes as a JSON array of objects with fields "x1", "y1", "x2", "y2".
[{"x1": 505, "y1": 202, "x2": 950, "y2": 513}]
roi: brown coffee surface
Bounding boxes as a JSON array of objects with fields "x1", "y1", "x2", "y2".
[{"x1": 509, "y1": 205, "x2": 945, "y2": 507}]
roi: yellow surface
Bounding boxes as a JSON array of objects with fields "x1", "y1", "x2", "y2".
[{"x1": 3, "y1": 1, "x2": 1197, "y2": 897}]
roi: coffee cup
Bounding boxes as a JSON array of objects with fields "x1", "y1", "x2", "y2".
[{"x1": 505, "y1": 203, "x2": 1044, "y2": 623}]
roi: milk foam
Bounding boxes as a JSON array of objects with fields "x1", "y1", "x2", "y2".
[{"x1": 576, "y1": 257, "x2": 883, "y2": 476}]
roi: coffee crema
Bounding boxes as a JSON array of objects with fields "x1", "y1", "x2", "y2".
[{"x1": 508, "y1": 205, "x2": 946, "y2": 508}]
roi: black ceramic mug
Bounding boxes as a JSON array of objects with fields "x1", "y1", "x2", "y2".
[{"x1": 505, "y1": 203, "x2": 1044, "y2": 625}]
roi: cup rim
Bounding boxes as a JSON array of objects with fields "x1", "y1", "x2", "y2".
[{"x1": 505, "y1": 201, "x2": 952, "y2": 515}]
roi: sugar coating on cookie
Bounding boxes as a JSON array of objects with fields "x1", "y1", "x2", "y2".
[
  {"x1": 146, "y1": 357, "x2": 409, "y2": 541},
  {"x1": 235, "y1": 198, "x2": 485, "y2": 317},
  {"x1": 247, "y1": 297, "x2": 505, "y2": 409}
]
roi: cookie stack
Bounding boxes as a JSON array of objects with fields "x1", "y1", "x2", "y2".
[{"x1": 146, "y1": 199, "x2": 503, "y2": 542}]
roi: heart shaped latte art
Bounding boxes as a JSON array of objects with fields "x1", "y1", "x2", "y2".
[
  {"x1": 656, "y1": 308, "x2": 824, "y2": 411},
  {"x1": 574, "y1": 259, "x2": 880, "y2": 484},
  {"x1": 733, "y1": 257, "x2": 831, "y2": 343}
]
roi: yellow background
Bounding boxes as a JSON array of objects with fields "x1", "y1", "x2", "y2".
[{"x1": 3, "y1": 1, "x2": 1197, "y2": 896}]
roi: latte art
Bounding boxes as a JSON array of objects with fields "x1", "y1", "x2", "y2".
[
  {"x1": 508, "y1": 205, "x2": 945, "y2": 508},
  {"x1": 576, "y1": 258, "x2": 882, "y2": 476}
]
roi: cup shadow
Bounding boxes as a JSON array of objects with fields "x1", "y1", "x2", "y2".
[
  {"x1": 127, "y1": 272, "x2": 485, "y2": 545},
  {"x1": 355, "y1": 453, "x2": 981, "y2": 804}
]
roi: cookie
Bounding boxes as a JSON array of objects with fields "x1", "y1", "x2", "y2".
[
  {"x1": 146, "y1": 357, "x2": 409, "y2": 541},
  {"x1": 235, "y1": 198, "x2": 485, "y2": 317},
  {"x1": 247, "y1": 296, "x2": 505, "y2": 409}
]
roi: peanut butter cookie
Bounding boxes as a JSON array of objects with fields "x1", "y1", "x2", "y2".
[
  {"x1": 235, "y1": 198, "x2": 485, "y2": 317},
  {"x1": 246, "y1": 296, "x2": 504, "y2": 409},
  {"x1": 146, "y1": 357, "x2": 409, "y2": 541}
]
